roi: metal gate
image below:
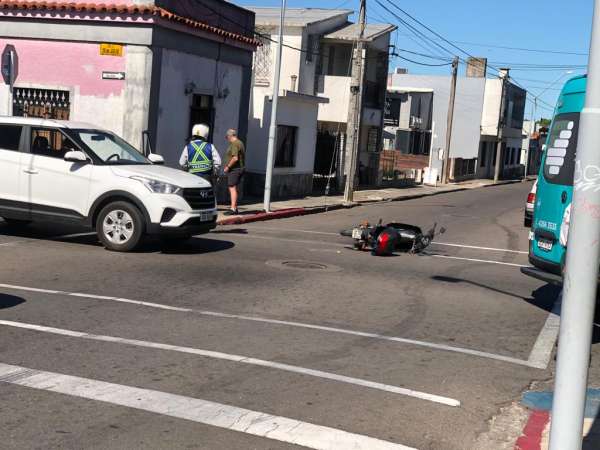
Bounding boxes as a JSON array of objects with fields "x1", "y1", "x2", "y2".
[
  {"x1": 313, "y1": 131, "x2": 342, "y2": 193},
  {"x1": 12, "y1": 87, "x2": 70, "y2": 120}
]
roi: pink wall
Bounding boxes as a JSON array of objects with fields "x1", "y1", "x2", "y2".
[{"x1": 0, "y1": 38, "x2": 126, "y2": 97}]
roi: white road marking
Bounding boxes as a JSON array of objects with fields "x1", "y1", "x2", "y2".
[
  {"x1": 0, "y1": 363, "x2": 414, "y2": 450},
  {"x1": 0, "y1": 283, "x2": 540, "y2": 369},
  {"x1": 52, "y1": 232, "x2": 96, "y2": 240},
  {"x1": 431, "y1": 242, "x2": 528, "y2": 254},
  {"x1": 0, "y1": 320, "x2": 459, "y2": 407},
  {"x1": 0, "y1": 241, "x2": 23, "y2": 246},
  {"x1": 230, "y1": 227, "x2": 528, "y2": 256},
  {"x1": 246, "y1": 226, "x2": 339, "y2": 236},
  {"x1": 224, "y1": 233, "x2": 346, "y2": 247},
  {"x1": 527, "y1": 293, "x2": 562, "y2": 369},
  {"x1": 427, "y1": 254, "x2": 530, "y2": 268}
]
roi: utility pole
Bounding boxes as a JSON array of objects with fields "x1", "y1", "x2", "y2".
[
  {"x1": 263, "y1": 0, "x2": 287, "y2": 212},
  {"x1": 441, "y1": 56, "x2": 459, "y2": 184},
  {"x1": 343, "y1": 0, "x2": 366, "y2": 204},
  {"x1": 494, "y1": 69, "x2": 509, "y2": 183},
  {"x1": 523, "y1": 97, "x2": 537, "y2": 180},
  {"x1": 549, "y1": 1, "x2": 600, "y2": 448}
]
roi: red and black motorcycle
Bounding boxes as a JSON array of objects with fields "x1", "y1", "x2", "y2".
[{"x1": 340, "y1": 220, "x2": 445, "y2": 256}]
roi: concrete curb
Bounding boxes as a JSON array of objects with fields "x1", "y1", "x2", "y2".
[
  {"x1": 216, "y1": 179, "x2": 531, "y2": 226},
  {"x1": 515, "y1": 410, "x2": 550, "y2": 450}
]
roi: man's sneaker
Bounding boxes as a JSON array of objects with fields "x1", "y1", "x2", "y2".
[{"x1": 223, "y1": 209, "x2": 239, "y2": 216}]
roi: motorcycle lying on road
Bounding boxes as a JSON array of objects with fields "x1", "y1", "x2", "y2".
[{"x1": 340, "y1": 220, "x2": 445, "y2": 256}]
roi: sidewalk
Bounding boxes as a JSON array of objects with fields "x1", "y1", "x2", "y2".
[
  {"x1": 217, "y1": 178, "x2": 531, "y2": 225},
  {"x1": 515, "y1": 389, "x2": 600, "y2": 450}
]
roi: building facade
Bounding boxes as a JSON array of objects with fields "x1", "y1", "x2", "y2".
[
  {"x1": 0, "y1": 0, "x2": 258, "y2": 169},
  {"x1": 387, "y1": 72, "x2": 486, "y2": 183},
  {"x1": 477, "y1": 70, "x2": 527, "y2": 180},
  {"x1": 246, "y1": 8, "x2": 395, "y2": 197}
]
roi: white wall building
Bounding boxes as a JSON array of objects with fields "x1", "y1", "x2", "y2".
[
  {"x1": 387, "y1": 73, "x2": 486, "y2": 182},
  {"x1": 246, "y1": 8, "x2": 395, "y2": 196},
  {"x1": 477, "y1": 70, "x2": 527, "y2": 179}
]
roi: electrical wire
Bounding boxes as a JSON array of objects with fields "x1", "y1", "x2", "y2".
[
  {"x1": 396, "y1": 55, "x2": 453, "y2": 67},
  {"x1": 377, "y1": 0, "x2": 560, "y2": 113}
]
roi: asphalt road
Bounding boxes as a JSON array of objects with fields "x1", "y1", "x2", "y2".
[{"x1": 0, "y1": 182, "x2": 574, "y2": 450}]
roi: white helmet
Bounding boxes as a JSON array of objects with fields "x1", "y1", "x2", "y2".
[{"x1": 192, "y1": 123, "x2": 210, "y2": 139}]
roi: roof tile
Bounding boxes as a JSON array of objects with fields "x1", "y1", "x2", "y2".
[{"x1": 0, "y1": 1, "x2": 260, "y2": 46}]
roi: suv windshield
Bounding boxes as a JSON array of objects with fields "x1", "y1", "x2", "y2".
[
  {"x1": 67, "y1": 129, "x2": 150, "y2": 165},
  {"x1": 543, "y1": 112, "x2": 580, "y2": 186}
]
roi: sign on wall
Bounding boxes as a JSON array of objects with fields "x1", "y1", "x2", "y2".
[
  {"x1": 1, "y1": 44, "x2": 18, "y2": 86},
  {"x1": 99, "y1": 43, "x2": 123, "y2": 57},
  {"x1": 102, "y1": 71, "x2": 126, "y2": 80}
]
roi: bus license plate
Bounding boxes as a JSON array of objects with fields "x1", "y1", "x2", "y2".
[{"x1": 537, "y1": 239, "x2": 553, "y2": 251}]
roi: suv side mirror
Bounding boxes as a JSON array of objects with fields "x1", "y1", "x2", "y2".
[
  {"x1": 148, "y1": 153, "x2": 165, "y2": 164},
  {"x1": 64, "y1": 150, "x2": 89, "y2": 163}
]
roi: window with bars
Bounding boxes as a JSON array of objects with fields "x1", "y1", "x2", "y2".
[
  {"x1": 12, "y1": 87, "x2": 70, "y2": 120},
  {"x1": 253, "y1": 28, "x2": 272, "y2": 86}
]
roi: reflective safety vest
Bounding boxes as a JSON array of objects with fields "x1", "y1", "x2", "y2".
[{"x1": 187, "y1": 140, "x2": 214, "y2": 175}]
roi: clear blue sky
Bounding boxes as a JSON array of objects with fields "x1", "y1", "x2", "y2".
[{"x1": 235, "y1": 0, "x2": 593, "y2": 121}]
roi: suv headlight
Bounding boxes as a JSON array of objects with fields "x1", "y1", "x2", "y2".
[{"x1": 131, "y1": 176, "x2": 182, "y2": 195}]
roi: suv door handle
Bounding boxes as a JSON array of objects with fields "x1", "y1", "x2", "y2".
[{"x1": 23, "y1": 169, "x2": 38, "y2": 175}]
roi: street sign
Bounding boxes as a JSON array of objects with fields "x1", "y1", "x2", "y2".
[
  {"x1": 102, "y1": 71, "x2": 126, "y2": 81},
  {"x1": 1, "y1": 44, "x2": 18, "y2": 86},
  {"x1": 99, "y1": 43, "x2": 123, "y2": 57}
]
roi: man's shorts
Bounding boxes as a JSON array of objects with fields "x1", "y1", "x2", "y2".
[{"x1": 227, "y1": 168, "x2": 244, "y2": 187}]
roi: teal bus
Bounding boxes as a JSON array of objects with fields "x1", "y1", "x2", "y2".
[{"x1": 522, "y1": 75, "x2": 586, "y2": 285}]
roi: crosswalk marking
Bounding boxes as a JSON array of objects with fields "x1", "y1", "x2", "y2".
[
  {"x1": 0, "y1": 319, "x2": 460, "y2": 407},
  {"x1": 0, "y1": 363, "x2": 417, "y2": 450}
]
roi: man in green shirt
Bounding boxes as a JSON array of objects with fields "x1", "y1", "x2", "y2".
[{"x1": 223, "y1": 129, "x2": 246, "y2": 215}]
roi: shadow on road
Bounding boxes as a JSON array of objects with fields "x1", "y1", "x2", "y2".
[
  {"x1": 212, "y1": 228, "x2": 249, "y2": 234},
  {"x1": 431, "y1": 275, "x2": 559, "y2": 305},
  {"x1": 0, "y1": 294, "x2": 25, "y2": 309},
  {"x1": 0, "y1": 223, "x2": 235, "y2": 255},
  {"x1": 156, "y1": 237, "x2": 235, "y2": 255}
]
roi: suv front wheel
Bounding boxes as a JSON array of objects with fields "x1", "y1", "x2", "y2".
[{"x1": 96, "y1": 201, "x2": 144, "y2": 252}]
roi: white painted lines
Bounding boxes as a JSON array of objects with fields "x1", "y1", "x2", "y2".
[
  {"x1": 0, "y1": 320, "x2": 460, "y2": 407},
  {"x1": 52, "y1": 232, "x2": 96, "y2": 240},
  {"x1": 431, "y1": 242, "x2": 528, "y2": 255},
  {"x1": 527, "y1": 294, "x2": 562, "y2": 369},
  {"x1": 0, "y1": 283, "x2": 541, "y2": 369},
  {"x1": 0, "y1": 363, "x2": 415, "y2": 450},
  {"x1": 427, "y1": 254, "x2": 530, "y2": 268}
]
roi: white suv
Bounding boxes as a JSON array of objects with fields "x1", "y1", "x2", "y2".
[{"x1": 0, "y1": 117, "x2": 217, "y2": 251}]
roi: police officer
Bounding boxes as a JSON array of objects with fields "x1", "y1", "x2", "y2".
[{"x1": 179, "y1": 124, "x2": 221, "y2": 184}]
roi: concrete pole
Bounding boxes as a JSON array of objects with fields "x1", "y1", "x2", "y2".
[
  {"x1": 524, "y1": 98, "x2": 537, "y2": 180},
  {"x1": 494, "y1": 71, "x2": 508, "y2": 183},
  {"x1": 549, "y1": 1, "x2": 600, "y2": 448},
  {"x1": 343, "y1": 0, "x2": 366, "y2": 204},
  {"x1": 263, "y1": 0, "x2": 287, "y2": 212},
  {"x1": 441, "y1": 57, "x2": 459, "y2": 184}
]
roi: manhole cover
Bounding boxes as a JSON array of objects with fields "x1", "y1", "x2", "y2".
[
  {"x1": 282, "y1": 261, "x2": 328, "y2": 270},
  {"x1": 266, "y1": 260, "x2": 342, "y2": 273}
]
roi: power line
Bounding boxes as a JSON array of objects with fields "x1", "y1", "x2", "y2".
[
  {"x1": 396, "y1": 34, "x2": 589, "y2": 57},
  {"x1": 377, "y1": 0, "x2": 558, "y2": 113},
  {"x1": 372, "y1": 0, "x2": 456, "y2": 58},
  {"x1": 396, "y1": 48, "x2": 451, "y2": 61},
  {"x1": 396, "y1": 55, "x2": 453, "y2": 67},
  {"x1": 435, "y1": 39, "x2": 588, "y2": 57}
]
